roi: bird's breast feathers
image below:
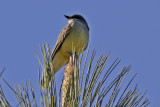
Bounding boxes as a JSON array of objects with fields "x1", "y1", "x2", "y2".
[{"x1": 61, "y1": 21, "x2": 89, "y2": 55}]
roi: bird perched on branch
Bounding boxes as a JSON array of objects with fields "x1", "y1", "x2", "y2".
[
  {"x1": 41, "y1": 14, "x2": 89, "y2": 88},
  {"x1": 51, "y1": 14, "x2": 89, "y2": 74}
]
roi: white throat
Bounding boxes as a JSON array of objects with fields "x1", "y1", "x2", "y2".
[
  {"x1": 68, "y1": 19, "x2": 77, "y2": 24},
  {"x1": 68, "y1": 19, "x2": 87, "y2": 30}
]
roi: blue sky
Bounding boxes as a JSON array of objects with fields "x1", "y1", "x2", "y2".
[{"x1": 0, "y1": 0, "x2": 160, "y2": 106}]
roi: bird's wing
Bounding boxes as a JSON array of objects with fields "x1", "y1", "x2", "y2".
[{"x1": 51, "y1": 23, "x2": 73, "y2": 60}]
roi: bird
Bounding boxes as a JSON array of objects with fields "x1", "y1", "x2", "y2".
[
  {"x1": 50, "y1": 14, "x2": 89, "y2": 74},
  {"x1": 41, "y1": 14, "x2": 89, "y2": 88}
]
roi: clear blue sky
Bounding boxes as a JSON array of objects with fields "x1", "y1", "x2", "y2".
[{"x1": 0, "y1": 0, "x2": 159, "y2": 106}]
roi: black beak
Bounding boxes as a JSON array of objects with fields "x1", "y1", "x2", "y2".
[{"x1": 64, "y1": 15, "x2": 71, "y2": 19}]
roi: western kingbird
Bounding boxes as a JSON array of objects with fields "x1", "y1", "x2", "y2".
[
  {"x1": 41, "y1": 14, "x2": 89, "y2": 88},
  {"x1": 51, "y1": 14, "x2": 89, "y2": 73}
]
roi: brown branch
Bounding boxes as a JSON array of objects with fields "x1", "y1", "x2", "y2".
[{"x1": 61, "y1": 55, "x2": 76, "y2": 107}]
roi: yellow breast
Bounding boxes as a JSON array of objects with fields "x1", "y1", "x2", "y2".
[{"x1": 61, "y1": 21, "x2": 89, "y2": 55}]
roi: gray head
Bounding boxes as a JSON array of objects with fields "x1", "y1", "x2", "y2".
[{"x1": 64, "y1": 14, "x2": 89, "y2": 30}]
